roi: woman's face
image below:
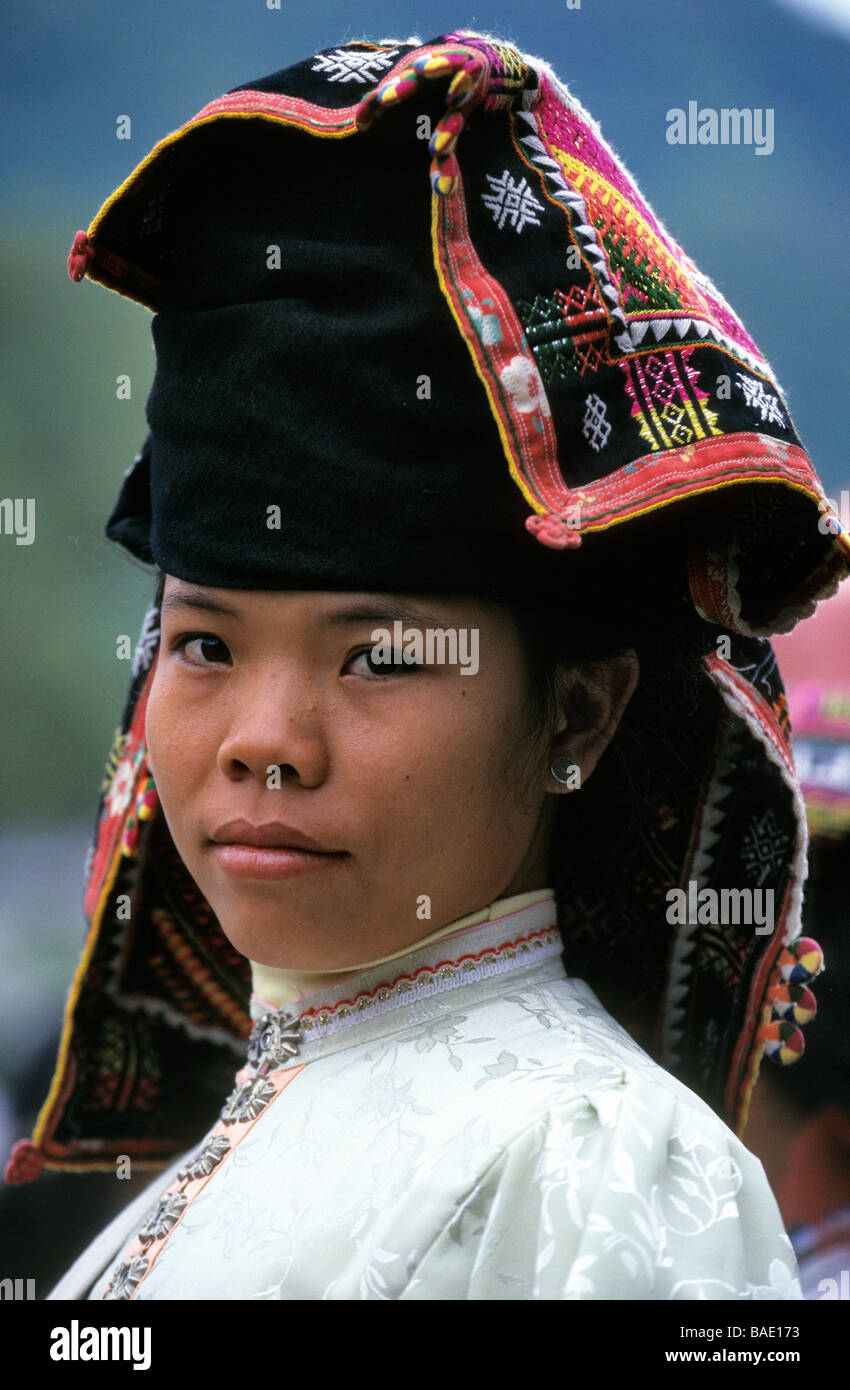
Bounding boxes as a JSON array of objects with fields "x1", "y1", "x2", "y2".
[{"x1": 145, "y1": 577, "x2": 555, "y2": 968}]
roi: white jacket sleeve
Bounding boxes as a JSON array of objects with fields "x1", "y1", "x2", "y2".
[{"x1": 399, "y1": 1081, "x2": 802, "y2": 1300}]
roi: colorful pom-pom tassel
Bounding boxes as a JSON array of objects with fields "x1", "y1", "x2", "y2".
[
  {"x1": 353, "y1": 43, "x2": 489, "y2": 198},
  {"x1": 760, "y1": 937, "x2": 823, "y2": 1068},
  {"x1": 373, "y1": 68, "x2": 419, "y2": 110},
  {"x1": 770, "y1": 982, "x2": 817, "y2": 1026},
  {"x1": 447, "y1": 61, "x2": 484, "y2": 107},
  {"x1": 761, "y1": 1019, "x2": 806, "y2": 1065},
  {"x1": 413, "y1": 47, "x2": 475, "y2": 78},
  {"x1": 355, "y1": 48, "x2": 476, "y2": 129},
  {"x1": 429, "y1": 112, "x2": 465, "y2": 158},
  {"x1": 777, "y1": 936, "x2": 824, "y2": 984},
  {"x1": 429, "y1": 153, "x2": 461, "y2": 196}
]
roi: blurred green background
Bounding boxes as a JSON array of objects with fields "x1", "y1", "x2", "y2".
[{"x1": 0, "y1": 0, "x2": 848, "y2": 1287}]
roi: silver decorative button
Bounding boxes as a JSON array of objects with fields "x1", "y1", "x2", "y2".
[{"x1": 246, "y1": 1010, "x2": 303, "y2": 1071}]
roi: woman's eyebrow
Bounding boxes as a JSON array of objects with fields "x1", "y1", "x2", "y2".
[
  {"x1": 319, "y1": 600, "x2": 452, "y2": 629},
  {"x1": 161, "y1": 588, "x2": 452, "y2": 628},
  {"x1": 160, "y1": 587, "x2": 243, "y2": 619}
]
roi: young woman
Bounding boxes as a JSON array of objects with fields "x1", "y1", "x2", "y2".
[{"x1": 9, "y1": 28, "x2": 848, "y2": 1300}]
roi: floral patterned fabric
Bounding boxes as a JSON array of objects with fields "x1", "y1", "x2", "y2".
[{"x1": 81, "y1": 900, "x2": 800, "y2": 1301}]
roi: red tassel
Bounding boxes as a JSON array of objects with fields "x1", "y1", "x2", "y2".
[
  {"x1": 68, "y1": 230, "x2": 94, "y2": 282},
  {"x1": 4, "y1": 1139, "x2": 45, "y2": 1185},
  {"x1": 525, "y1": 513, "x2": 582, "y2": 550}
]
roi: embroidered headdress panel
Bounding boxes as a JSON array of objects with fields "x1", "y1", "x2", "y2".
[{"x1": 69, "y1": 30, "x2": 847, "y2": 615}]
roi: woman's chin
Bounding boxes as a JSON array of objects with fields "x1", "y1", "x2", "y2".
[{"x1": 213, "y1": 909, "x2": 370, "y2": 972}]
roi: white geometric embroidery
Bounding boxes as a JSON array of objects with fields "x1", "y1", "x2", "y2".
[
  {"x1": 132, "y1": 601, "x2": 161, "y2": 678},
  {"x1": 740, "y1": 808, "x2": 791, "y2": 888},
  {"x1": 582, "y1": 393, "x2": 611, "y2": 451},
  {"x1": 481, "y1": 170, "x2": 544, "y2": 234},
  {"x1": 311, "y1": 47, "x2": 400, "y2": 84},
  {"x1": 735, "y1": 373, "x2": 786, "y2": 428}
]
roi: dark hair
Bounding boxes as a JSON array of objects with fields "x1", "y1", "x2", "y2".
[{"x1": 495, "y1": 526, "x2": 718, "y2": 886}]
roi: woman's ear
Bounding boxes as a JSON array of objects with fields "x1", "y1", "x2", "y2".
[{"x1": 547, "y1": 651, "x2": 639, "y2": 792}]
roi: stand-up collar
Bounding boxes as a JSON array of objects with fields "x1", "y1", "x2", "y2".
[
  {"x1": 250, "y1": 887, "x2": 555, "y2": 1010},
  {"x1": 245, "y1": 892, "x2": 562, "y2": 1070}
]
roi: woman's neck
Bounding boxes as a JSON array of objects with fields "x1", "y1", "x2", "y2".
[{"x1": 250, "y1": 887, "x2": 556, "y2": 1010}]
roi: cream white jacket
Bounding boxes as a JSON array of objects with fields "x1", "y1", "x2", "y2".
[{"x1": 50, "y1": 894, "x2": 800, "y2": 1301}]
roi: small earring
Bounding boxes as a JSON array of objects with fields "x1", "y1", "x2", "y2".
[{"x1": 549, "y1": 755, "x2": 579, "y2": 787}]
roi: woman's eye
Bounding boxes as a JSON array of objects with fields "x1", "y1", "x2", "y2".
[
  {"x1": 172, "y1": 634, "x2": 231, "y2": 667},
  {"x1": 346, "y1": 647, "x2": 420, "y2": 678}
]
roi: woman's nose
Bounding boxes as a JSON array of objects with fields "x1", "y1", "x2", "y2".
[{"x1": 216, "y1": 676, "x2": 330, "y2": 788}]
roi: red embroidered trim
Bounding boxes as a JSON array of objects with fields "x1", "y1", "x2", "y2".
[
  {"x1": 726, "y1": 895, "x2": 795, "y2": 1133},
  {"x1": 432, "y1": 170, "x2": 567, "y2": 518},
  {"x1": 580, "y1": 434, "x2": 821, "y2": 527},
  {"x1": 297, "y1": 923, "x2": 561, "y2": 1025},
  {"x1": 707, "y1": 656, "x2": 796, "y2": 778},
  {"x1": 191, "y1": 88, "x2": 361, "y2": 132},
  {"x1": 709, "y1": 657, "x2": 809, "y2": 1132},
  {"x1": 84, "y1": 662, "x2": 156, "y2": 921}
]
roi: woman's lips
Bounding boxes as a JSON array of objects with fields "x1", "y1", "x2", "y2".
[{"x1": 211, "y1": 843, "x2": 349, "y2": 881}]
